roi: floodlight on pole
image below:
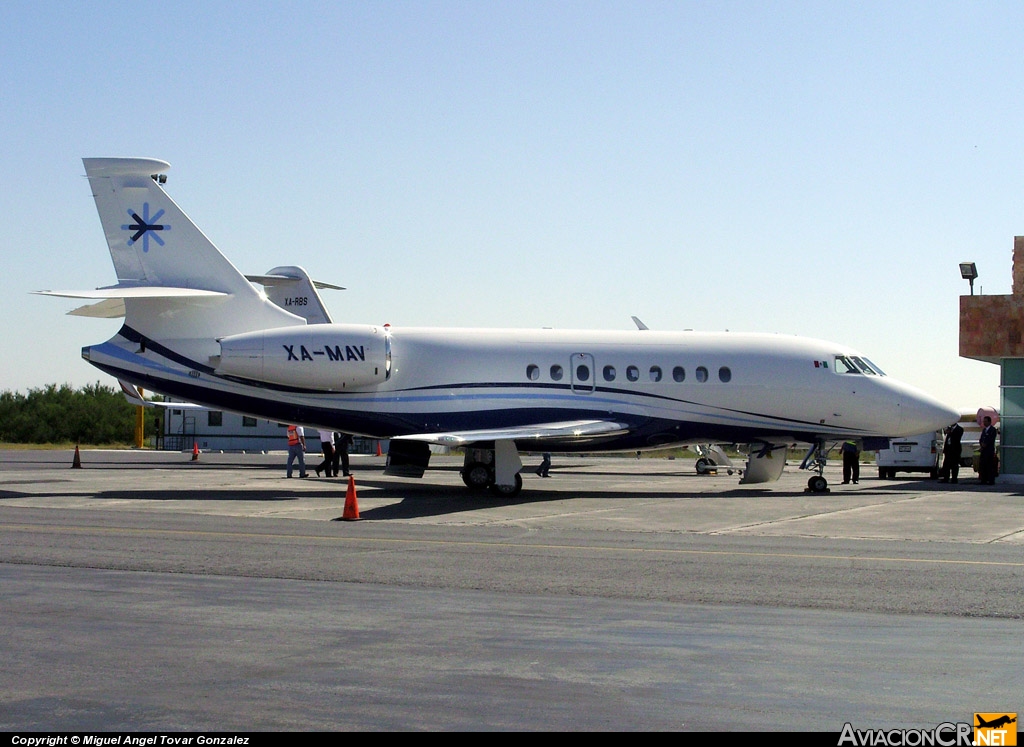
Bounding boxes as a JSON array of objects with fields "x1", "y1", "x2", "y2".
[{"x1": 959, "y1": 262, "x2": 978, "y2": 295}]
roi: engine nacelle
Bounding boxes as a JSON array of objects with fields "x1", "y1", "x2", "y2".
[{"x1": 216, "y1": 324, "x2": 390, "y2": 391}]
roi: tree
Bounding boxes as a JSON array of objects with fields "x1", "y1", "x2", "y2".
[{"x1": 0, "y1": 382, "x2": 155, "y2": 445}]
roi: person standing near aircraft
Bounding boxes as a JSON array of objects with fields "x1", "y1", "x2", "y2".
[
  {"x1": 286, "y1": 424, "x2": 308, "y2": 478},
  {"x1": 333, "y1": 432, "x2": 352, "y2": 477},
  {"x1": 315, "y1": 429, "x2": 334, "y2": 477},
  {"x1": 978, "y1": 416, "x2": 998, "y2": 485},
  {"x1": 841, "y1": 440, "x2": 860, "y2": 484},
  {"x1": 938, "y1": 420, "x2": 964, "y2": 484},
  {"x1": 536, "y1": 453, "x2": 552, "y2": 478}
]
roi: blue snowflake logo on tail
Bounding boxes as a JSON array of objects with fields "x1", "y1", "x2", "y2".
[{"x1": 121, "y1": 202, "x2": 169, "y2": 252}]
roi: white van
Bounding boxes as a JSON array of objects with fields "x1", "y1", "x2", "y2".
[{"x1": 875, "y1": 431, "x2": 941, "y2": 479}]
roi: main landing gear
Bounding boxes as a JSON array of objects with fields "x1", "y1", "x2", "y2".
[
  {"x1": 693, "y1": 444, "x2": 736, "y2": 476},
  {"x1": 695, "y1": 457, "x2": 735, "y2": 475},
  {"x1": 800, "y1": 440, "x2": 831, "y2": 493},
  {"x1": 460, "y1": 445, "x2": 524, "y2": 497}
]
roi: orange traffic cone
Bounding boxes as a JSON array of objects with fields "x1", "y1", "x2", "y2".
[
  {"x1": 72, "y1": 444, "x2": 82, "y2": 469},
  {"x1": 375, "y1": 440, "x2": 383, "y2": 457},
  {"x1": 341, "y1": 475, "x2": 361, "y2": 521},
  {"x1": 191, "y1": 442, "x2": 199, "y2": 461}
]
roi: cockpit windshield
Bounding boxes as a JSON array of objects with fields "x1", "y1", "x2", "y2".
[
  {"x1": 834, "y1": 356, "x2": 861, "y2": 374},
  {"x1": 862, "y1": 357, "x2": 886, "y2": 376},
  {"x1": 851, "y1": 356, "x2": 879, "y2": 375},
  {"x1": 834, "y1": 355, "x2": 886, "y2": 376}
]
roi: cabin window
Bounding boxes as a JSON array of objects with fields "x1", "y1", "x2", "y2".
[
  {"x1": 603, "y1": 365, "x2": 616, "y2": 381},
  {"x1": 718, "y1": 366, "x2": 732, "y2": 383},
  {"x1": 673, "y1": 366, "x2": 685, "y2": 382},
  {"x1": 527, "y1": 364, "x2": 540, "y2": 381},
  {"x1": 695, "y1": 366, "x2": 708, "y2": 383},
  {"x1": 649, "y1": 366, "x2": 662, "y2": 382},
  {"x1": 576, "y1": 364, "x2": 591, "y2": 381},
  {"x1": 626, "y1": 365, "x2": 639, "y2": 382},
  {"x1": 208, "y1": 411, "x2": 223, "y2": 427},
  {"x1": 550, "y1": 365, "x2": 564, "y2": 381},
  {"x1": 242, "y1": 416, "x2": 257, "y2": 427}
]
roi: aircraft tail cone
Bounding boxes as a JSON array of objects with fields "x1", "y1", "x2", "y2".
[
  {"x1": 341, "y1": 475, "x2": 361, "y2": 521},
  {"x1": 191, "y1": 442, "x2": 199, "y2": 462},
  {"x1": 72, "y1": 444, "x2": 82, "y2": 469}
]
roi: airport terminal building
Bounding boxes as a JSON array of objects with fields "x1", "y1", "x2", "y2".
[
  {"x1": 158, "y1": 404, "x2": 381, "y2": 455},
  {"x1": 959, "y1": 236, "x2": 1024, "y2": 477}
]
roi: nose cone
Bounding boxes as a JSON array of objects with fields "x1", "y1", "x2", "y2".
[{"x1": 894, "y1": 382, "x2": 960, "y2": 436}]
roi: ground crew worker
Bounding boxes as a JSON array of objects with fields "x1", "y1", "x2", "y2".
[{"x1": 286, "y1": 424, "x2": 308, "y2": 478}]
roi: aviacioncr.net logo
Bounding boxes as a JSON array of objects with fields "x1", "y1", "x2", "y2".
[
  {"x1": 974, "y1": 714, "x2": 1017, "y2": 746},
  {"x1": 838, "y1": 722, "x2": 972, "y2": 746}
]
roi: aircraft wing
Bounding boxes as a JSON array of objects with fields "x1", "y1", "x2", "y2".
[{"x1": 394, "y1": 419, "x2": 631, "y2": 447}]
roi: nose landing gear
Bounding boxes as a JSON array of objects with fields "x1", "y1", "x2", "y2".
[{"x1": 800, "y1": 440, "x2": 831, "y2": 493}]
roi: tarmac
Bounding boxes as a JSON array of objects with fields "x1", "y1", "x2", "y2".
[{"x1": 1, "y1": 449, "x2": 1022, "y2": 731}]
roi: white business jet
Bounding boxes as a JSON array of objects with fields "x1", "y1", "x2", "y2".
[{"x1": 37, "y1": 158, "x2": 957, "y2": 496}]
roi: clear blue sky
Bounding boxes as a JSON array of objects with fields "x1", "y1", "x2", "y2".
[{"x1": 2, "y1": 0, "x2": 1016, "y2": 411}]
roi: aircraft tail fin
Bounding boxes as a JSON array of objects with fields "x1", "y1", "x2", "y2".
[{"x1": 81, "y1": 158, "x2": 301, "y2": 340}]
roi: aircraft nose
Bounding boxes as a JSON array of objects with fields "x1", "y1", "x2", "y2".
[{"x1": 898, "y1": 389, "x2": 960, "y2": 436}]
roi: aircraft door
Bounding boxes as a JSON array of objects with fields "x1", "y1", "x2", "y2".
[{"x1": 570, "y1": 353, "x2": 595, "y2": 393}]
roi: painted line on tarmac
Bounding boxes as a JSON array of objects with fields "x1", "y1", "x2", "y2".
[{"x1": 3, "y1": 521, "x2": 1024, "y2": 568}]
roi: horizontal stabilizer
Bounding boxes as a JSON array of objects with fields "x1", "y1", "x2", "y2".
[
  {"x1": 34, "y1": 286, "x2": 229, "y2": 301},
  {"x1": 246, "y1": 274, "x2": 345, "y2": 291},
  {"x1": 68, "y1": 299, "x2": 126, "y2": 318}
]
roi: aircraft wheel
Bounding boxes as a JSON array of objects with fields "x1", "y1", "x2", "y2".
[
  {"x1": 808, "y1": 475, "x2": 828, "y2": 493},
  {"x1": 461, "y1": 462, "x2": 492, "y2": 490},
  {"x1": 489, "y1": 473, "x2": 523, "y2": 497},
  {"x1": 695, "y1": 457, "x2": 711, "y2": 475}
]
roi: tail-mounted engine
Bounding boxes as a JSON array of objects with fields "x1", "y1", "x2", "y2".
[{"x1": 216, "y1": 324, "x2": 391, "y2": 391}]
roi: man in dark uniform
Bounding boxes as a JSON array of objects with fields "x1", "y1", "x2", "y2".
[
  {"x1": 333, "y1": 432, "x2": 353, "y2": 477},
  {"x1": 938, "y1": 420, "x2": 964, "y2": 484},
  {"x1": 841, "y1": 440, "x2": 860, "y2": 484},
  {"x1": 978, "y1": 416, "x2": 998, "y2": 485}
]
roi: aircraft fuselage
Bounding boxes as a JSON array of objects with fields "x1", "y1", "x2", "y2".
[{"x1": 85, "y1": 323, "x2": 950, "y2": 453}]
